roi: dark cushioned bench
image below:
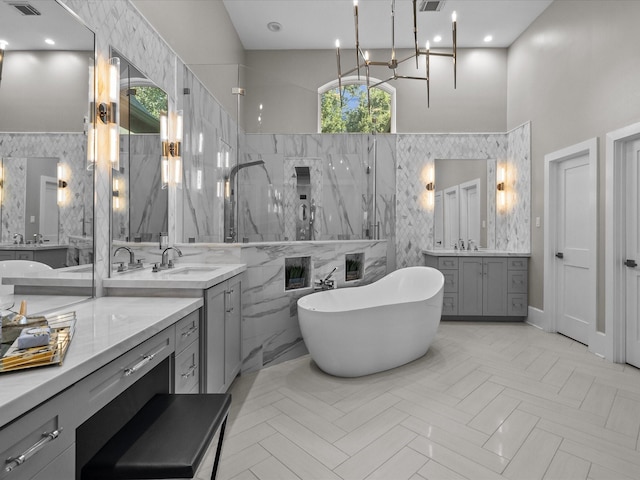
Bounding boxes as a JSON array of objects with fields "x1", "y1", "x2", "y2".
[{"x1": 82, "y1": 394, "x2": 231, "y2": 480}]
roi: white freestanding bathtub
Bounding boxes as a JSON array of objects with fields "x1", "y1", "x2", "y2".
[{"x1": 297, "y1": 266, "x2": 444, "y2": 377}]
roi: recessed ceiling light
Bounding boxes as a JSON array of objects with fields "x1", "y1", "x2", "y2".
[
  {"x1": 433, "y1": 35, "x2": 442, "y2": 43},
  {"x1": 484, "y1": 35, "x2": 493, "y2": 43},
  {"x1": 267, "y1": 22, "x2": 282, "y2": 33},
  {"x1": 45, "y1": 38, "x2": 55, "y2": 45}
]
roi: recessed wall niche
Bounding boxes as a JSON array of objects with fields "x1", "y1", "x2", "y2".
[
  {"x1": 345, "y1": 253, "x2": 364, "y2": 282},
  {"x1": 284, "y1": 256, "x2": 311, "y2": 291}
]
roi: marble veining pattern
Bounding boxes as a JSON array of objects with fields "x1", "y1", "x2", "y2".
[
  {"x1": 0, "y1": 133, "x2": 91, "y2": 246},
  {"x1": 396, "y1": 128, "x2": 529, "y2": 268}
]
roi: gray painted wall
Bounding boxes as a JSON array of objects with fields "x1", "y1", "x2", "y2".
[
  {"x1": 243, "y1": 48, "x2": 508, "y2": 134},
  {"x1": 507, "y1": 0, "x2": 640, "y2": 330},
  {"x1": 0, "y1": 51, "x2": 91, "y2": 132}
]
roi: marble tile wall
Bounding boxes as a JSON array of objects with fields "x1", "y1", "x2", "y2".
[
  {"x1": 0, "y1": 133, "x2": 91, "y2": 246},
  {"x1": 241, "y1": 134, "x2": 396, "y2": 249},
  {"x1": 395, "y1": 124, "x2": 530, "y2": 268},
  {"x1": 180, "y1": 65, "x2": 238, "y2": 244}
]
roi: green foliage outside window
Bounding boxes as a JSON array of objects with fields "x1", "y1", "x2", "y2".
[
  {"x1": 321, "y1": 84, "x2": 391, "y2": 133},
  {"x1": 134, "y1": 86, "x2": 167, "y2": 120}
]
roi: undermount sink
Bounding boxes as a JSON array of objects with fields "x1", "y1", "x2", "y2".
[{"x1": 162, "y1": 266, "x2": 220, "y2": 276}]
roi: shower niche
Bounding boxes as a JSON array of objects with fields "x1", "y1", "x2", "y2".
[
  {"x1": 345, "y1": 253, "x2": 364, "y2": 282},
  {"x1": 284, "y1": 256, "x2": 311, "y2": 291}
]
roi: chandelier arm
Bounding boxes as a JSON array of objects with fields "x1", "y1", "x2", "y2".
[
  {"x1": 367, "y1": 76, "x2": 396, "y2": 90},
  {"x1": 389, "y1": 0, "x2": 397, "y2": 65},
  {"x1": 366, "y1": 64, "x2": 371, "y2": 116},
  {"x1": 368, "y1": 61, "x2": 390, "y2": 67},
  {"x1": 413, "y1": 0, "x2": 419, "y2": 68},
  {"x1": 426, "y1": 51, "x2": 430, "y2": 108},
  {"x1": 452, "y1": 14, "x2": 457, "y2": 89},
  {"x1": 395, "y1": 53, "x2": 420, "y2": 66},
  {"x1": 428, "y1": 52, "x2": 454, "y2": 58},
  {"x1": 336, "y1": 46, "x2": 343, "y2": 107},
  {"x1": 354, "y1": 0, "x2": 361, "y2": 80}
]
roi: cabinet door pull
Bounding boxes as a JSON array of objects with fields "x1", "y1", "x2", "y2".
[
  {"x1": 625, "y1": 259, "x2": 637, "y2": 268},
  {"x1": 124, "y1": 354, "x2": 155, "y2": 376},
  {"x1": 555, "y1": 252, "x2": 564, "y2": 259},
  {"x1": 180, "y1": 325, "x2": 198, "y2": 338},
  {"x1": 5, "y1": 428, "x2": 63, "y2": 472},
  {"x1": 181, "y1": 364, "x2": 197, "y2": 379}
]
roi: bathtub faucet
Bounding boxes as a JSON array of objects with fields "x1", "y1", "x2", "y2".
[{"x1": 315, "y1": 267, "x2": 337, "y2": 291}]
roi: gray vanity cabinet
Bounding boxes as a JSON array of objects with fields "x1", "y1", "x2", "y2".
[
  {"x1": 459, "y1": 257, "x2": 508, "y2": 316},
  {"x1": 425, "y1": 253, "x2": 528, "y2": 319},
  {"x1": 204, "y1": 275, "x2": 242, "y2": 394}
]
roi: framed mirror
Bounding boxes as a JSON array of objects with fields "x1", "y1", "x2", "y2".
[
  {"x1": 433, "y1": 158, "x2": 496, "y2": 250},
  {"x1": 0, "y1": 0, "x2": 95, "y2": 276},
  {"x1": 111, "y1": 49, "x2": 168, "y2": 247}
]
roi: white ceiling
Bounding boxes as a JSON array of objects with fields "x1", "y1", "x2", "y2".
[
  {"x1": 223, "y1": 0, "x2": 553, "y2": 50},
  {"x1": 0, "y1": 0, "x2": 93, "y2": 51}
]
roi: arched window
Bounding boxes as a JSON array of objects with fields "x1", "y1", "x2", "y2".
[{"x1": 318, "y1": 76, "x2": 396, "y2": 133}]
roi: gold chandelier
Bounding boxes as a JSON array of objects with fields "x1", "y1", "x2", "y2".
[{"x1": 335, "y1": 0, "x2": 457, "y2": 108}]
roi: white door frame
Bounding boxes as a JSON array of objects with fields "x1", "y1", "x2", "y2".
[
  {"x1": 544, "y1": 138, "x2": 600, "y2": 352},
  {"x1": 459, "y1": 178, "x2": 481, "y2": 246},
  {"x1": 443, "y1": 185, "x2": 459, "y2": 249},
  {"x1": 605, "y1": 122, "x2": 640, "y2": 363}
]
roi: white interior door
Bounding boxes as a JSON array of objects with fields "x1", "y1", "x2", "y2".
[
  {"x1": 434, "y1": 191, "x2": 443, "y2": 248},
  {"x1": 625, "y1": 139, "x2": 640, "y2": 367},
  {"x1": 39, "y1": 176, "x2": 58, "y2": 242},
  {"x1": 459, "y1": 179, "x2": 480, "y2": 247},
  {"x1": 555, "y1": 155, "x2": 592, "y2": 344},
  {"x1": 443, "y1": 186, "x2": 459, "y2": 249}
]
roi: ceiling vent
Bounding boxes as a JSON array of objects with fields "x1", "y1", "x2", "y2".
[
  {"x1": 8, "y1": 2, "x2": 41, "y2": 15},
  {"x1": 419, "y1": 0, "x2": 446, "y2": 12}
]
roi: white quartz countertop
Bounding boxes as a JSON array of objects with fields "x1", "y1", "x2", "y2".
[
  {"x1": 3, "y1": 265, "x2": 93, "y2": 288},
  {"x1": 0, "y1": 243, "x2": 69, "y2": 250},
  {"x1": 0, "y1": 296, "x2": 203, "y2": 428},
  {"x1": 422, "y1": 249, "x2": 531, "y2": 257},
  {"x1": 103, "y1": 263, "x2": 246, "y2": 290}
]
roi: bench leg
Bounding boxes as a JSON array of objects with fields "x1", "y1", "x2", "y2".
[{"x1": 210, "y1": 414, "x2": 228, "y2": 480}]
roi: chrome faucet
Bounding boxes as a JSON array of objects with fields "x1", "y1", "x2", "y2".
[
  {"x1": 34, "y1": 233, "x2": 43, "y2": 245},
  {"x1": 160, "y1": 246, "x2": 183, "y2": 269},
  {"x1": 314, "y1": 267, "x2": 337, "y2": 291},
  {"x1": 114, "y1": 246, "x2": 143, "y2": 270},
  {"x1": 13, "y1": 233, "x2": 24, "y2": 245}
]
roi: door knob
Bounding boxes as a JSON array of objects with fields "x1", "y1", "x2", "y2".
[
  {"x1": 555, "y1": 252, "x2": 564, "y2": 259},
  {"x1": 625, "y1": 259, "x2": 638, "y2": 268}
]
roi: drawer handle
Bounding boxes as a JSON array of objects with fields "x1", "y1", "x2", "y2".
[
  {"x1": 5, "y1": 428, "x2": 63, "y2": 473},
  {"x1": 226, "y1": 307, "x2": 234, "y2": 313},
  {"x1": 124, "y1": 354, "x2": 155, "y2": 376},
  {"x1": 181, "y1": 364, "x2": 197, "y2": 379},
  {"x1": 180, "y1": 325, "x2": 198, "y2": 338}
]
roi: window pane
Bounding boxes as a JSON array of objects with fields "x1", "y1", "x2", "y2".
[{"x1": 321, "y1": 85, "x2": 391, "y2": 133}]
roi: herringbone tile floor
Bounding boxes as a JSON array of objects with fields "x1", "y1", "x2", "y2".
[{"x1": 207, "y1": 322, "x2": 640, "y2": 480}]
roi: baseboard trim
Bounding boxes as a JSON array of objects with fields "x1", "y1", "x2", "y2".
[{"x1": 526, "y1": 306, "x2": 546, "y2": 331}]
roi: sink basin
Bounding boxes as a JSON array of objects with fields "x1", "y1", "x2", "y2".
[{"x1": 162, "y1": 266, "x2": 220, "y2": 276}]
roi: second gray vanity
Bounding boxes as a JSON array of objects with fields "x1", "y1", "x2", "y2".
[
  {"x1": 423, "y1": 250, "x2": 529, "y2": 320},
  {"x1": 102, "y1": 263, "x2": 246, "y2": 394}
]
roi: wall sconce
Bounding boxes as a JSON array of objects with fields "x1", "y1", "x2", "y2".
[
  {"x1": 424, "y1": 163, "x2": 435, "y2": 210},
  {"x1": 98, "y1": 57, "x2": 120, "y2": 169},
  {"x1": 160, "y1": 110, "x2": 183, "y2": 187},
  {"x1": 0, "y1": 40, "x2": 7, "y2": 87},
  {"x1": 425, "y1": 182, "x2": 434, "y2": 191},
  {"x1": 57, "y1": 163, "x2": 68, "y2": 205},
  {"x1": 497, "y1": 165, "x2": 506, "y2": 209},
  {"x1": 113, "y1": 178, "x2": 121, "y2": 210}
]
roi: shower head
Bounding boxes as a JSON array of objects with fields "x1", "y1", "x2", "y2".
[{"x1": 228, "y1": 160, "x2": 265, "y2": 180}]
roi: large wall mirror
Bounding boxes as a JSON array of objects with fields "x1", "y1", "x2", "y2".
[
  {"x1": 433, "y1": 158, "x2": 496, "y2": 250},
  {"x1": 111, "y1": 49, "x2": 168, "y2": 247},
  {"x1": 0, "y1": 0, "x2": 95, "y2": 277}
]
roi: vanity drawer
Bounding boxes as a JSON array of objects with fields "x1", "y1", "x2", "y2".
[
  {"x1": 175, "y1": 309, "x2": 200, "y2": 355},
  {"x1": 80, "y1": 328, "x2": 175, "y2": 417},
  {"x1": 442, "y1": 270, "x2": 458, "y2": 293},
  {"x1": 508, "y1": 258, "x2": 528, "y2": 271},
  {"x1": 0, "y1": 388, "x2": 76, "y2": 480},
  {"x1": 442, "y1": 293, "x2": 458, "y2": 316},
  {"x1": 438, "y1": 257, "x2": 459, "y2": 270},
  {"x1": 508, "y1": 294, "x2": 528, "y2": 317},
  {"x1": 174, "y1": 339, "x2": 199, "y2": 394},
  {"x1": 508, "y1": 270, "x2": 528, "y2": 294}
]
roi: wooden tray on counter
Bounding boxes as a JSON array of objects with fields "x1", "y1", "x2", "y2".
[{"x1": 0, "y1": 312, "x2": 76, "y2": 373}]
